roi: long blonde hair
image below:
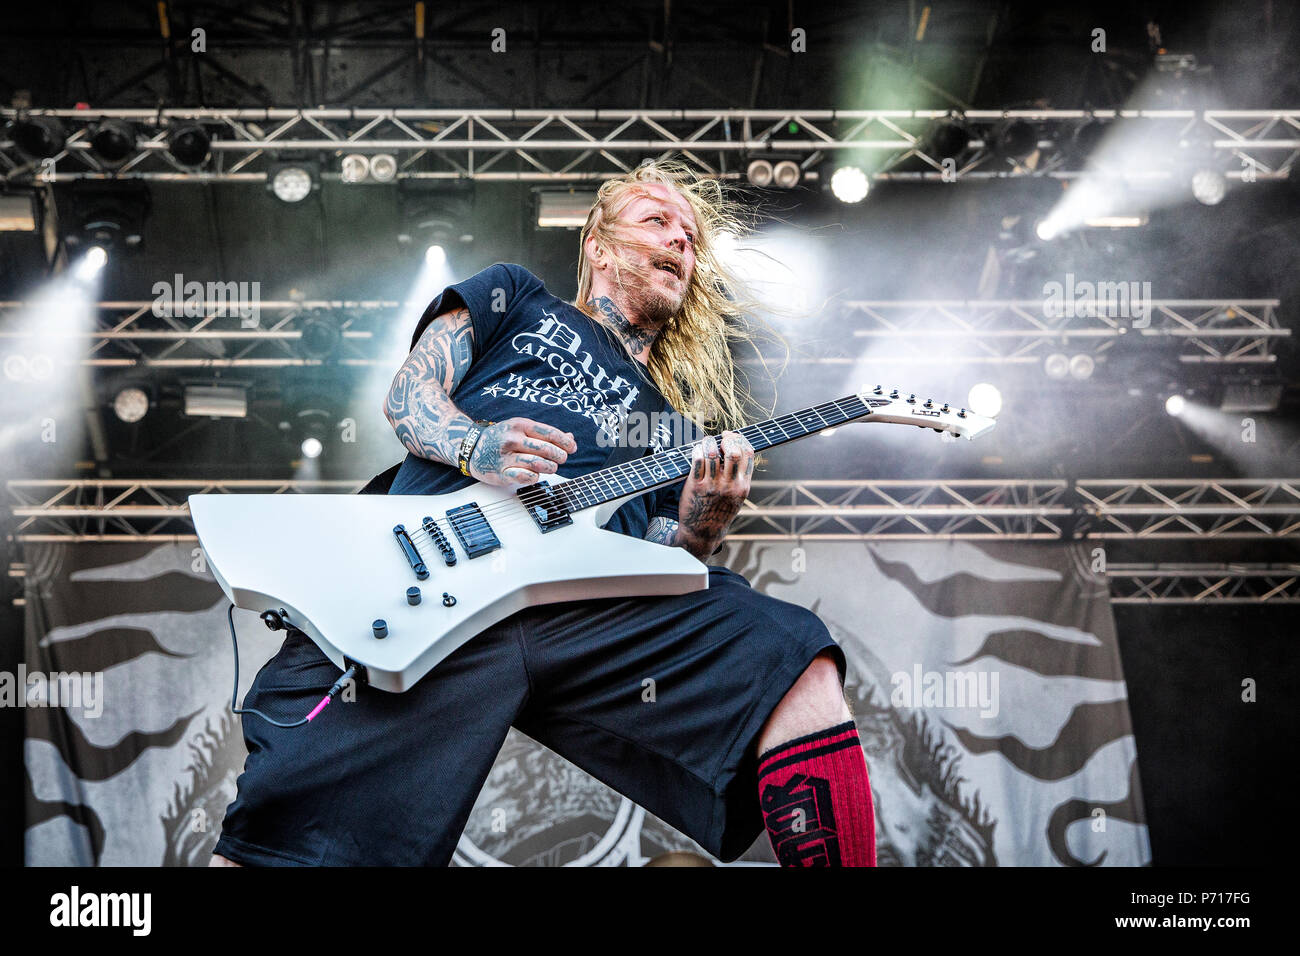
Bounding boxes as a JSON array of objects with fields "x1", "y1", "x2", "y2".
[{"x1": 575, "y1": 158, "x2": 778, "y2": 432}]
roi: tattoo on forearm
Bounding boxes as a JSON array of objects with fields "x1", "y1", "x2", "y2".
[
  {"x1": 385, "y1": 309, "x2": 476, "y2": 466},
  {"x1": 644, "y1": 516, "x2": 679, "y2": 546}
]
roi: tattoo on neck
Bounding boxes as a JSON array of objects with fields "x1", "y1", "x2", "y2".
[{"x1": 587, "y1": 296, "x2": 658, "y2": 357}]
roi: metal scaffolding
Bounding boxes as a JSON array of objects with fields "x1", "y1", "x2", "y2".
[
  {"x1": 1106, "y1": 564, "x2": 1300, "y2": 604},
  {"x1": 3, "y1": 108, "x2": 1298, "y2": 183},
  {"x1": 844, "y1": 299, "x2": 1289, "y2": 365},
  {"x1": 7, "y1": 477, "x2": 1300, "y2": 541},
  {"x1": 9, "y1": 556, "x2": 1294, "y2": 604},
  {"x1": 0, "y1": 297, "x2": 1286, "y2": 367}
]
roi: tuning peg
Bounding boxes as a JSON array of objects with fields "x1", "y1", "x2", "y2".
[
  {"x1": 958, "y1": 408, "x2": 967, "y2": 418},
  {"x1": 941, "y1": 403, "x2": 950, "y2": 413},
  {"x1": 907, "y1": 393, "x2": 916, "y2": 404},
  {"x1": 873, "y1": 385, "x2": 883, "y2": 395},
  {"x1": 889, "y1": 388, "x2": 899, "y2": 399},
  {"x1": 923, "y1": 398, "x2": 933, "y2": 408}
]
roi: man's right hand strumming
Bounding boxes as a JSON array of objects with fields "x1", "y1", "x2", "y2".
[{"x1": 466, "y1": 417, "x2": 577, "y2": 488}]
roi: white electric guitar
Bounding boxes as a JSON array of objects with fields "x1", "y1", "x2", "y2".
[{"x1": 189, "y1": 386, "x2": 994, "y2": 692}]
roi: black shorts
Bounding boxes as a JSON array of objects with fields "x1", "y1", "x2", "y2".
[{"x1": 214, "y1": 564, "x2": 844, "y2": 866}]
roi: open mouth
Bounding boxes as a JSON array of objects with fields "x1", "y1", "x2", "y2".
[{"x1": 653, "y1": 258, "x2": 681, "y2": 279}]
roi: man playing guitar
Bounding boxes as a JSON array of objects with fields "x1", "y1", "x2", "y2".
[{"x1": 211, "y1": 159, "x2": 876, "y2": 867}]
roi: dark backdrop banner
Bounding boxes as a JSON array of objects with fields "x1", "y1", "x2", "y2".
[{"x1": 21, "y1": 538, "x2": 1148, "y2": 866}]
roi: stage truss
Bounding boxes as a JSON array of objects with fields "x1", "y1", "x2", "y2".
[
  {"x1": 7, "y1": 477, "x2": 1300, "y2": 541},
  {"x1": 0, "y1": 297, "x2": 1286, "y2": 367},
  {"x1": 2, "y1": 108, "x2": 1297, "y2": 183},
  {"x1": 8, "y1": 478, "x2": 1297, "y2": 605},
  {"x1": 6, "y1": 478, "x2": 1298, "y2": 605}
]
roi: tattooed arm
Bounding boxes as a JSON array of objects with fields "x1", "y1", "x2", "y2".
[
  {"x1": 383, "y1": 307, "x2": 577, "y2": 487},
  {"x1": 384, "y1": 307, "x2": 477, "y2": 468},
  {"x1": 645, "y1": 431, "x2": 755, "y2": 561}
]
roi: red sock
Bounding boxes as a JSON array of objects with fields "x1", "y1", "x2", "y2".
[{"x1": 757, "y1": 720, "x2": 877, "y2": 867}]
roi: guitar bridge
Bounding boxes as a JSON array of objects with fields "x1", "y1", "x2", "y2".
[
  {"x1": 392, "y1": 524, "x2": 429, "y2": 580},
  {"x1": 422, "y1": 516, "x2": 458, "y2": 566},
  {"x1": 518, "y1": 481, "x2": 573, "y2": 533}
]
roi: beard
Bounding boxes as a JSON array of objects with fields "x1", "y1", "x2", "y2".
[{"x1": 619, "y1": 257, "x2": 687, "y2": 328}]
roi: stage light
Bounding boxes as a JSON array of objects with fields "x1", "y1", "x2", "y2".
[
  {"x1": 1068, "y1": 354, "x2": 1095, "y2": 380},
  {"x1": 929, "y1": 120, "x2": 971, "y2": 160},
  {"x1": 1165, "y1": 394, "x2": 1186, "y2": 416},
  {"x1": 746, "y1": 159, "x2": 774, "y2": 187},
  {"x1": 370, "y1": 153, "x2": 398, "y2": 182},
  {"x1": 89, "y1": 120, "x2": 136, "y2": 163},
  {"x1": 113, "y1": 386, "x2": 149, "y2": 423},
  {"x1": 1070, "y1": 120, "x2": 1106, "y2": 163},
  {"x1": 301, "y1": 437, "x2": 323, "y2": 459},
  {"x1": 1220, "y1": 381, "x2": 1282, "y2": 413},
  {"x1": 298, "y1": 311, "x2": 342, "y2": 359},
  {"x1": 27, "y1": 354, "x2": 54, "y2": 381},
  {"x1": 167, "y1": 124, "x2": 211, "y2": 167},
  {"x1": 536, "y1": 191, "x2": 598, "y2": 228},
  {"x1": 1191, "y1": 169, "x2": 1226, "y2": 206},
  {"x1": 1082, "y1": 214, "x2": 1148, "y2": 229},
  {"x1": 425, "y1": 244, "x2": 447, "y2": 266},
  {"x1": 1035, "y1": 217, "x2": 1061, "y2": 241},
  {"x1": 830, "y1": 166, "x2": 869, "y2": 204},
  {"x1": 270, "y1": 164, "x2": 315, "y2": 203},
  {"x1": 0, "y1": 192, "x2": 39, "y2": 232},
  {"x1": 968, "y1": 383, "x2": 1002, "y2": 418},
  {"x1": 340, "y1": 154, "x2": 370, "y2": 183},
  {"x1": 184, "y1": 385, "x2": 247, "y2": 418},
  {"x1": 73, "y1": 244, "x2": 108, "y2": 281},
  {"x1": 994, "y1": 120, "x2": 1039, "y2": 163},
  {"x1": 10, "y1": 115, "x2": 67, "y2": 159},
  {"x1": 1044, "y1": 353, "x2": 1070, "y2": 380},
  {"x1": 772, "y1": 160, "x2": 802, "y2": 188}
]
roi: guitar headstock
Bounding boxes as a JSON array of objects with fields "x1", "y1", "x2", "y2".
[{"x1": 853, "y1": 385, "x2": 997, "y2": 441}]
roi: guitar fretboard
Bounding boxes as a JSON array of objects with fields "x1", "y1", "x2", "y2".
[{"x1": 554, "y1": 393, "x2": 872, "y2": 513}]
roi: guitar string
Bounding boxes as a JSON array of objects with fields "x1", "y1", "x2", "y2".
[
  {"x1": 397, "y1": 398, "x2": 873, "y2": 564},
  {"x1": 403, "y1": 396, "x2": 863, "y2": 549},
  {"x1": 422, "y1": 395, "x2": 865, "y2": 528},
  {"x1": 402, "y1": 394, "x2": 963, "y2": 558},
  {"x1": 402, "y1": 394, "x2": 927, "y2": 555}
]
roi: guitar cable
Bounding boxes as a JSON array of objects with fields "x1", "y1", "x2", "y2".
[{"x1": 226, "y1": 603, "x2": 357, "y2": 728}]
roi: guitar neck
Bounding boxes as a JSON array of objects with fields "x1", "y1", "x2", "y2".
[{"x1": 557, "y1": 393, "x2": 870, "y2": 513}]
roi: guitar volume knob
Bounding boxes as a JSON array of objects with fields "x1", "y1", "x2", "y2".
[
  {"x1": 372, "y1": 619, "x2": 388, "y2": 639},
  {"x1": 407, "y1": 587, "x2": 422, "y2": 606}
]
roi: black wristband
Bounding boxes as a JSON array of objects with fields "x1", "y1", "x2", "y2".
[{"x1": 457, "y1": 420, "x2": 493, "y2": 476}]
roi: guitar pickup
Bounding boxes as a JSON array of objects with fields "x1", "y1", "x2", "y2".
[
  {"x1": 392, "y1": 524, "x2": 429, "y2": 580},
  {"x1": 422, "y1": 516, "x2": 458, "y2": 566},
  {"x1": 518, "y1": 481, "x2": 573, "y2": 533},
  {"x1": 445, "y1": 502, "x2": 501, "y2": 559}
]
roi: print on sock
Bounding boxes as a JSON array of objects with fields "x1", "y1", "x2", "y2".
[{"x1": 760, "y1": 772, "x2": 843, "y2": 867}]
